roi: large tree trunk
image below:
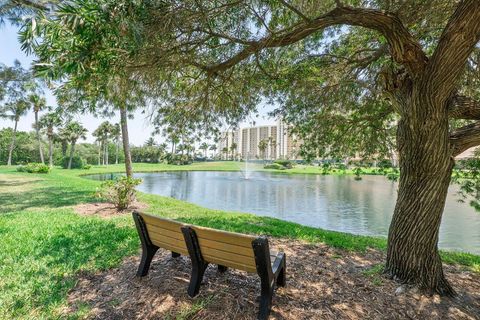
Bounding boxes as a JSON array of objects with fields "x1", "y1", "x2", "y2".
[
  {"x1": 120, "y1": 105, "x2": 133, "y2": 178},
  {"x1": 385, "y1": 92, "x2": 455, "y2": 296},
  {"x1": 68, "y1": 141, "x2": 76, "y2": 169},
  {"x1": 7, "y1": 120, "x2": 18, "y2": 166},
  {"x1": 35, "y1": 110, "x2": 45, "y2": 164}
]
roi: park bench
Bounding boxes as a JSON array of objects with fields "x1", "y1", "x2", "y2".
[{"x1": 132, "y1": 211, "x2": 286, "y2": 320}]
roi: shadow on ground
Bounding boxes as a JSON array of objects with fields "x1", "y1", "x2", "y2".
[
  {"x1": 0, "y1": 185, "x2": 98, "y2": 213},
  {"x1": 64, "y1": 239, "x2": 480, "y2": 319}
]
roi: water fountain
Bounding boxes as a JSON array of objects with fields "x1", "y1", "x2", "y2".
[{"x1": 238, "y1": 152, "x2": 252, "y2": 179}]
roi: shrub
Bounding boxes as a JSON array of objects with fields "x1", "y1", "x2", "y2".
[
  {"x1": 353, "y1": 167, "x2": 363, "y2": 181},
  {"x1": 16, "y1": 163, "x2": 50, "y2": 174},
  {"x1": 96, "y1": 176, "x2": 142, "y2": 210},
  {"x1": 273, "y1": 159, "x2": 294, "y2": 169},
  {"x1": 264, "y1": 163, "x2": 285, "y2": 170},
  {"x1": 62, "y1": 156, "x2": 86, "y2": 169},
  {"x1": 83, "y1": 164, "x2": 92, "y2": 170},
  {"x1": 165, "y1": 154, "x2": 192, "y2": 165}
]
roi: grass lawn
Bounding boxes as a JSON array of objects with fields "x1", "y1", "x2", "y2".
[{"x1": 0, "y1": 162, "x2": 478, "y2": 319}]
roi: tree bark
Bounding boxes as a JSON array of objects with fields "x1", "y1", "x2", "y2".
[
  {"x1": 120, "y1": 105, "x2": 133, "y2": 178},
  {"x1": 7, "y1": 119, "x2": 18, "y2": 166},
  {"x1": 68, "y1": 141, "x2": 76, "y2": 169},
  {"x1": 385, "y1": 91, "x2": 455, "y2": 296},
  {"x1": 35, "y1": 110, "x2": 45, "y2": 164}
]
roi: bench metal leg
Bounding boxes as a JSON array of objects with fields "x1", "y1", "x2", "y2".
[
  {"x1": 133, "y1": 211, "x2": 159, "y2": 277},
  {"x1": 275, "y1": 254, "x2": 286, "y2": 287},
  {"x1": 253, "y1": 237, "x2": 275, "y2": 320},
  {"x1": 137, "y1": 245, "x2": 159, "y2": 277},
  {"x1": 182, "y1": 226, "x2": 208, "y2": 298},
  {"x1": 172, "y1": 252, "x2": 181, "y2": 258}
]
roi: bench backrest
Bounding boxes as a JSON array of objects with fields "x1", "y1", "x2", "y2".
[
  {"x1": 190, "y1": 225, "x2": 258, "y2": 273},
  {"x1": 138, "y1": 212, "x2": 188, "y2": 256}
]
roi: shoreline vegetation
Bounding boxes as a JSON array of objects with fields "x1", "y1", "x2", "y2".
[{"x1": 0, "y1": 161, "x2": 479, "y2": 318}]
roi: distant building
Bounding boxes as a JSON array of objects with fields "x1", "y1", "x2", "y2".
[{"x1": 218, "y1": 120, "x2": 303, "y2": 160}]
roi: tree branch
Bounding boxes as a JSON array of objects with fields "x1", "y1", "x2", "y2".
[
  {"x1": 451, "y1": 121, "x2": 480, "y2": 156},
  {"x1": 203, "y1": 6, "x2": 427, "y2": 77},
  {"x1": 425, "y1": 0, "x2": 480, "y2": 99},
  {"x1": 448, "y1": 95, "x2": 480, "y2": 120}
]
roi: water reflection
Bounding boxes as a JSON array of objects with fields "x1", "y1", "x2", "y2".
[{"x1": 86, "y1": 171, "x2": 480, "y2": 254}]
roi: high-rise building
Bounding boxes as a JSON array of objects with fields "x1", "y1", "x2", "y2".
[{"x1": 218, "y1": 120, "x2": 302, "y2": 160}]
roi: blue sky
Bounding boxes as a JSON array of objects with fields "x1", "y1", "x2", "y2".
[{"x1": 0, "y1": 23, "x2": 274, "y2": 145}]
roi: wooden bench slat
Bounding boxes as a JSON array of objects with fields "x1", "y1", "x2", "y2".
[
  {"x1": 192, "y1": 226, "x2": 255, "y2": 248},
  {"x1": 149, "y1": 233, "x2": 188, "y2": 250},
  {"x1": 146, "y1": 225, "x2": 184, "y2": 241},
  {"x1": 149, "y1": 238, "x2": 188, "y2": 256},
  {"x1": 140, "y1": 213, "x2": 184, "y2": 233},
  {"x1": 202, "y1": 254, "x2": 258, "y2": 273},
  {"x1": 197, "y1": 238, "x2": 255, "y2": 258},
  {"x1": 200, "y1": 246, "x2": 256, "y2": 267}
]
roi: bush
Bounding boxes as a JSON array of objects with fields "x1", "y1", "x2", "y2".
[
  {"x1": 62, "y1": 156, "x2": 86, "y2": 169},
  {"x1": 96, "y1": 176, "x2": 142, "y2": 210},
  {"x1": 16, "y1": 163, "x2": 50, "y2": 174},
  {"x1": 273, "y1": 159, "x2": 294, "y2": 169},
  {"x1": 264, "y1": 163, "x2": 285, "y2": 170},
  {"x1": 165, "y1": 154, "x2": 192, "y2": 165},
  {"x1": 83, "y1": 164, "x2": 92, "y2": 170}
]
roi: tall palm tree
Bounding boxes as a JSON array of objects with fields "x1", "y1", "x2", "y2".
[
  {"x1": 258, "y1": 139, "x2": 268, "y2": 162},
  {"x1": 209, "y1": 144, "x2": 217, "y2": 158},
  {"x1": 111, "y1": 123, "x2": 121, "y2": 164},
  {"x1": 38, "y1": 111, "x2": 62, "y2": 167},
  {"x1": 93, "y1": 121, "x2": 113, "y2": 166},
  {"x1": 29, "y1": 94, "x2": 47, "y2": 164},
  {"x1": 63, "y1": 121, "x2": 87, "y2": 169},
  {"x1": 230, "y1": 142, "x2": 237, "y2": 161},
  {"x1": 144, "y1": 137, "x2": 156, "y2": 147},
  {"x1": 199, "y1": 142, "x2": 209, "y2": 160},
  {"x1": 1, "y1": 100, "x2": 29, "y2": 165}
]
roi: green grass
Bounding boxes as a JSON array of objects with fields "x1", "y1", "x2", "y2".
[{"x1": 0, "y1": 162, "x2": 478, "y2": 319}]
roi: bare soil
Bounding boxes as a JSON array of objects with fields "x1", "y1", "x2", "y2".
[
  {"x1": 74, "y1": 202, "x2": 148, "y2": 218},
  {"x1": 65, "y1": 239, "x2": 480, "y2": 319}
]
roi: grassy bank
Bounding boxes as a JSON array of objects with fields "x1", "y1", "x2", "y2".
[{"x1": 0, "y1": 162, "x2": 478, "y2": 319}]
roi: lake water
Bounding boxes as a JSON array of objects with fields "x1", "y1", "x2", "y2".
[{"x1": 86, "y1": 171, "x2": 480, "y2": 254}]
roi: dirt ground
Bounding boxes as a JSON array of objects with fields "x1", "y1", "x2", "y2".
[
  {"x1": 64, "y1": 239, "x2": 480, "y2": 319},
  {"x1": 74, "y1": 202, "x2": 148, "y2": 218}
]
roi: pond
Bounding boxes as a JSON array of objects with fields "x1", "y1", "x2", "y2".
[{"x1": 86, "y1": 171, "x2": 480, "y2": 254}]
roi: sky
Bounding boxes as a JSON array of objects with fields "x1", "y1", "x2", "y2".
[{"x1": 0, "y1": 23, "x2": 275, "y2": 146}]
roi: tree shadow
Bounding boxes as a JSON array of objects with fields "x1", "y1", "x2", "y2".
[
  {"x1": 5, "y1": 215, "x2": 139, "y2": 315},
  {"x1": 0, "y1": 185, "x2": 98, "y2": 214}
]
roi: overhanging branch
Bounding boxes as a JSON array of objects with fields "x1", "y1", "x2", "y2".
[
  {"x1": 203, "y1": 6, "x2": 427, "y2": 77},
  {"x1": 451, "y1": 121, "x2": 480, "y2": 156},
  {"x1": 448, "y1": 95, "x2": 480, "y2": 120}
]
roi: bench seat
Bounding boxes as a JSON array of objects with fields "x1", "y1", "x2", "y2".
[{"x1": 133, "y1": 211, "x2": 286, "y2": 320}]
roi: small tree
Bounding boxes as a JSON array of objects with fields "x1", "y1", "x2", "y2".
[
  {"x1": 63, "y1": 121, "x2": 87, "y2": 169},
  {"x1": 38, "y1": 111, "x2": 63, "y2": 167},
  {"x1": 1, "y1": 101, "x2": 29, "y2": 165},
  {"x1": 28, "y1": 94, "x2": 47, "y2": 164}
]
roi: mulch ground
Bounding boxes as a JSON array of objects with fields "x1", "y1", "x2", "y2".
[
  {"x1": 74, "y1": 202, "x2": 148, "y2": 218},
  {"x1": 64, "y1": 239, "x2": 480, "y2": 319}
]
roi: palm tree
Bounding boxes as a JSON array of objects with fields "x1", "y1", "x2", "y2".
[
  {"x1": 29, "y1": 94, "x2": 47, "y2": 164},
  {"x1": 258, "y1": 139, "x2": 268, "y2": 162},
  {"x1": 1, "y1": 100, "x2": 29, "y2": 165},
  {"x1": 230, "y1": 142, "x2": 237, "y2": 161},
  {"x1": 144, "y1": 137, "x2": 156, "y2": 147},
  {"x1": 38, "y1": 112, "x2": 63, "y2": 167},
  {"x1": 221, "y1": 147, "x2": 229, "y2": 160},
  {"x1": 209, "y1": 144, "x2": 217, "y2": 158},
  {"x1": 268, "y1": 136, "x2": 276, "y2": 160},
  {"x1": 63, "y1": 121, "x2": 87, "y2": 169},
  {"x1": 199, "y1": 142, "x2": 209, "y2": 160},
  {"x1": 93, "y1": 121, "x2": 113, "y2": 166},
  {"x1": 111, "y1": 123, "x2": 121, "y2": 164}
]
